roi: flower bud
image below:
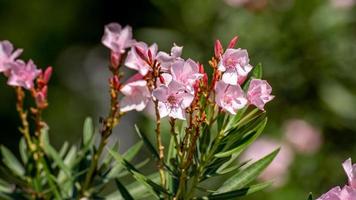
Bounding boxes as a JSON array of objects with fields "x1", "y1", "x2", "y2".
[
  {"x1": 214, "y1": 40, "x2": 223, "y2": 58},
  {"x1": 228, "y1": 36, "x2": 239, "y2": 48},
  {"x1": 110, "y1": 52, "x2": 121, "y2": 69}
]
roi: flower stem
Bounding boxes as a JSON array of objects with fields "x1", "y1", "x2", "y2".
[{"x1": 154, "y1": 99, "x2": 166, "y2": 189}]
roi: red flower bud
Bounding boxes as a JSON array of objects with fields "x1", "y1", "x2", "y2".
[
  {"x1": 134, "y1": 46, "x2": 148, "y2": 63},
  {"x1": 110, "y1": 52, "x2": 121, "y2": 69},
  {"x1": 159, "y1": 75, "x2": 165, "y2": 85},
  {"x1": 228, "y1": 36, "x2": 239, "y2": 48},
  {"x1": 214, "y1": 40, "x2": 224, "y2": 58},
  {"x1": 43, "y1": 66, "x2": 53, "y2": 84}
]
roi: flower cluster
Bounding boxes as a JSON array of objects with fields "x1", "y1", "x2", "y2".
[
  {"x1": 0, "y1": 40, "x2": 52, "y2": 108},
  {"x1": 317, "y1": 158, "x2": 356, "y2": 200},
  {"x1": 101, "y1": 23, "x2": 274, "y2": 120}
]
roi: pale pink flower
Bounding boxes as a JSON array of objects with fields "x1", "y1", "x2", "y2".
[
  {"x1": 152, "y1": 81, "x2": 194, "y2": 120},
  {"x1": 218, "y1": 48, "x2": 253, "y2": 85},
  {"x1": 0, "y1": 40, "x2": 23, "y2": 73},
  {"x1": 331, "y1": 0, "x2": 356, "y2": 8},
  {"x1": 125, "y1": 42, "x2": 158, "y2": 76},
  {"x1": 170, "y1": 59, "x2": 203, "y2": 91},
  {"x1": 317, "y1": 158, "x2": 356, "y2": 200},
  {"x1": 284, "y1": 119, "x2": 322, "y2": 154},
  {"x1": 343, "y1": 158, "x2": 356, "y2": 189},
  {"x1": 215, "y1": 80, "x2": 247, "y2": 115},
  {"x1": 120, "y1": 73, "x2": 151, "y2": 112},
  {"x1": 101, "y1": 23, "x2": 134, "y2": 54},
  {"x1": 224, "y1": 0, "x2": 249, "y2": 7},
  {"x1": 156, "y1": 44, "x2": 183, "y2": 71},
  {"x1": 240, "y1": 137, "x2": 294, "y2": 187},
  {"x1": 247, "y1": 79, "x2": 274, "y2": 110},
  {"x1": 7, "y1": 60, "x2": 41, "y2": 89}
]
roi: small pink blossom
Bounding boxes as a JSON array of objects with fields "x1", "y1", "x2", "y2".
[
  {"x1": 156, "y1": 44, "x2": 183, "y2": 71},
  {"x1": 343, "y1": 158, "x2": 356, "y2": 189},
  {"x1": 0, "y1": 40, "x2": 23, "y2": 73},
  {"x1": 240, "y1": 138, "x2": 294, "y2": 187},
  {"x1": 7, "y1": 60, "x2": 41, "y2": 90},
  {"x1": 125, "y1": 42, "x2": 158, "y2": 76},
  {"x1": 317, "y1": 158, "x2": 356, "y2": 200},
  {"x1": 120, "y1": 73, "x2": 151, "y2": 112},
  {"x1": 218, "y1": 48, "x2": 253, "y2": 85},
  {"x1": 247, "y1": 79, "x2": 274, "y2": 110},
  {"x1": 215, "y1": 80, "x2": 247, "y2": 115},
  {"x1": 283, "y1": 119, "x2": 322, "y2": 154},
  {"x1": 152, "y1": 81, "x2": 194, "y2": 120},
  {"x1": 330, "y1": 0, "x2": 356, "y2": 8},
  {"x1": 170, "y1": 59, "x2": 203, "y2": 91},
  {"x1": 101, "y1": 23, "x2": 134, "y2": 54}
]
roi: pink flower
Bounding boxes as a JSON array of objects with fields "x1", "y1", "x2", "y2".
[
  {"x1": 152, "y1": 81, "x2": 194, "y2": 120},
  {"x1": 247, "y1": 79, "x2": 274, "y2": 110},
  {"x1": 170, "y1": 59, "x2": 203, "y2": 91},
  {"x1": 120, "y1": 73, "x2": 151, "y2": 112},
  {"x1": 0, "y1": 40, "x2": 23, "y2": 73},
  {"x1": 330, "y1": 0, "x2": 356, "y2": 8},
  {"x1": 7, "y1": 60, "x2": 41, "y2": 89},
  {"x1": 317, "y1": 158, "x2": 356, "y2": 200},
  {"x1": 101, "y1": 23, "x2": 134, "y2": 54},
  {"x1": 284, "y1": 119, "x2": 322, "y2": 154},
  {"x1": 218, "y1": 48, "x2": 253, "y2": 85},
  {"x1": 343, "y1": 158, "x2": 356, "y2": 189},
  {"x1": 156, "y1": 44, "x2": 183, "y2": 71},
  {"x1": 240, "y1": 137, "x2": 294, "y2": 187},
  {"x1": 215, "y1": 80, "x2": 247, "y2": 115},
  {"x1": 125, "y1": 42, "x2": 158, "y2": 76}
]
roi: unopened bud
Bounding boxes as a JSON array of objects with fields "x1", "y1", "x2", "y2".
[
  {"x1": 214, "y1": 40, "x2": 223, "y2": 58},
  {"x1": 43, "y1": 67, "x2": 53, "y2": 84},
  {"x1": 110, "y1": 52, "x2": 121, "y2": 69},
  {"x1": 134, "y1": 46, "x2": 148, "y2": 63},
  {"x1": 228, "y1": 36, "x2": 239, "y2": 48}
]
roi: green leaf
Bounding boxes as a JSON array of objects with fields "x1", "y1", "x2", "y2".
[
  {"x1": 83, "y1": 117, "x2": 94, "y2": 147},
  {"x1": 0, "y1": 179, "x2": 13, "y2": 193},
  {"x1": 252, "y1": 63, "x2": 263, "y2": 79},
  {"x1": 108, "y1": 148, "x2": 170, "y2": 199},
  {"x1": 114, "y1": 179, "x2": 134, "y2": 200},
  {"x1": 41, "y1": 132, "x2": 71, "y2": 178},
  {"x1": 0, "y1": 146, "x2": 24, "y2": 176},
  {"x1": 216, "y1": 148, "x2": 279, "y2": 193},
  {"x1": 214, "y1": 118, "x2": 267, "y2": 158},
  {"x1": 58, "y1": 141, "x2": 69, "y2": 158},
  {"x1": 107, "y1": 141, "x2": 144, "y2": 178},
  {"x1": 135, "y1": 125, "x2": 159, "y2": 159},
  {"x1": 199, "y1": 182, "x2": 270, "y2": 200},
  {"x1": 19, "y1": 138, "x2": 28, "y2": 164}
]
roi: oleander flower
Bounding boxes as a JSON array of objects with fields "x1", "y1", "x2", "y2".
[
  {"x1": 101, "y1": 23, "x2": 134, "y2": 54},
  {"x1": 218, "y1": 48, "x2": 253, "y2": 85},
  {"x1": 330, "y1": 0, "x2": 356, "y2": 8},
  {"x1": 343, "y1": 158, "x2": 356, "y2": 189},
  {"x1": 283, "y1": 119, "x2": 322, "y2": 154},
  {"x1": 156, "y1": 44, "x2": 183, "y2": 71},
  {"x1": 125, "y1": 42, "x2": 158, "y2": 76},
  {"x1": 240, "y1": 137, "x2": 294, "y2": 187},
  {"x1": 152, "y1": 81, "x2": 194, "y2": 120},
  {"x1": 317, "y1": 158, "x2": 356, "y2": 200},
  {"x1": 170, "y1": 59, "x2": 203, "y2": 91},
  {"x1": 247, "y1": 79, "x2": 274, "y2": 110},
  {"x1": 7, "y1": 60, "x2": 41, "y2": 90},
  {"x1": 215, "y1": 80, "x2": 247, "y2": 115},
  {"x1": 0, "y1": 40, "x2": 23, "y2": 73},
  {"x1": 120, "y1": 73, "x2": 151, "y2": 112}
]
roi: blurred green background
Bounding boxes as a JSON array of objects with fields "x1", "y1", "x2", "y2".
[{"x1": 1, "y1": 0, "x2": 356, "y2": 199}]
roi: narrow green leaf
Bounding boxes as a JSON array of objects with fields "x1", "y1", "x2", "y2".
[
  {"x1": 58, "y1": 141, "x2": 69, "y2": 158},
  {"x1": 214, "y1": 118, "x2": 267, "y2": 158},
  {"x1": 0, "y1": 179, "x2": 12, "y2": 193},
  {"x1": 108, "y1": 148, "x2": 169, "y2": 199},
  {"x1": 115, "y1": 179, "x2": 134, "y2": 200},
  {"x1": 0, "y1": 146, "x2": 24, "y2": 176},
  {"x1": 83, "y1": 117, "x2": 94, "y2": 146},
  {"x1": 135, "y1": 125, "x2": 159, "y2": 158},
  {"x1": 42, "y1": 132, "x2": 71, "y2": 178},
  {"x1": 200, "y1": 182, "x2": 270, "y2": 200},
  {"x1": 19, "y1": 138, "x2": 28, "y2": 164},
  {"x1": 252, "y1": 63, "x2": 263, "y2": 79},
  {"x1": 216, "y1": 148, "x2": 279, "y2": 193},
  {"x1": 107, "y1": 141, "x2": 144, "y2": 178}
]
